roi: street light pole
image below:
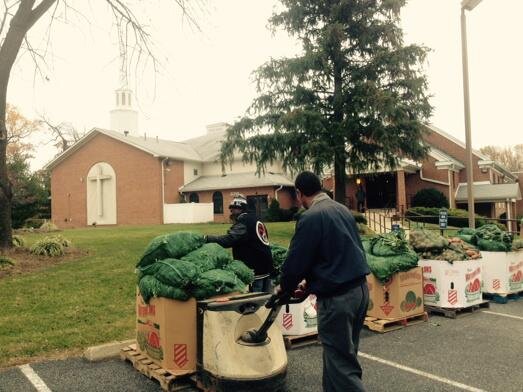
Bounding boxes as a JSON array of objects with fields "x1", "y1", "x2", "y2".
[{"x1": 460, "y1": 0, "x2": 482, "y2": 228}]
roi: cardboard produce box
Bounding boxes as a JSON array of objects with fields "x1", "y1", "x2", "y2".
[
  {"x1": 481, "y1": 251, "x2": 523, "y2": 295},
  {"x1": 366, "y1": 267, "x2": 424, "y2": 320},
  {"x1": 136, "y1": 291, "x2": 196, "y2": 374},
  {"x1": 417, "y1": 259, "x2": 482, "y2": 308},
  {"x1": 277, "y1": 294, "x2": 318, "y2": 336}
]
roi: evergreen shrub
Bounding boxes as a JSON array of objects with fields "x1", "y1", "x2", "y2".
[{"x1": 411, "y1": 188, "x2": 449, "y2": 208}]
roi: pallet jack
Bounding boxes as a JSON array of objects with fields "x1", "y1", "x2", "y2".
[{"x1": 192, "y1": 291, "x2": 306, "y2": 392}]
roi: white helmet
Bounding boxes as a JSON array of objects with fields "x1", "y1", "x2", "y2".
[{"x1": 229, "y1": 195, "x2": 248, "y2": 210}]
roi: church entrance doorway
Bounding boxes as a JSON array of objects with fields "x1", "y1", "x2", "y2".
[{"x1": 365, "y1": 173, "x2": 397, "y2": 209}]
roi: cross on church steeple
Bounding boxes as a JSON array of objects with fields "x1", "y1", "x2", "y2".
[{"x1": 88, "y1": 165, "x2": 112, "y2": 217}]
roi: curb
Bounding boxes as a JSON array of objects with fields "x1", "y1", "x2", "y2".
[{"x1": 84, "y1": 339, "x2": 135, "y2": 361}]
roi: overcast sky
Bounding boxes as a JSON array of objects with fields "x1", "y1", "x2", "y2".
[{"x1": 6, "y1": 0, "x2": 522, "y2": 170}]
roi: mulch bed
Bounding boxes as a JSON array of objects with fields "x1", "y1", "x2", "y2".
[{"x1": 0, "y1": 246, "x2": 89, "y2": 279}]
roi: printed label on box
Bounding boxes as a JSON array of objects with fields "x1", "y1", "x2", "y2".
[
  {"x1": 423, "y1": 277, "x2": 439, "y2": 304},
  {"x1": 508, "y1": 262, "x2": 522, "y2": 291}
]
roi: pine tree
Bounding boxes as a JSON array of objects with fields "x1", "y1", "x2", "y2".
[{"x1": 221, "y1": 0, "x2": 432, "y2": 204}]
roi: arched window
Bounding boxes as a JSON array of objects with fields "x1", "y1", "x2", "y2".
[
  {"x1": 189, "y1": 193, "x2": 199, "y2": 203},
  {"x1": 212, "y1": 191, "x2": 223, "y2": 214}
]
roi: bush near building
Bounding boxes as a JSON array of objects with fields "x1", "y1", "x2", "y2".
[
  {"x1": 411, "y1": 188, "x2": 449, "y2": 209},
  {"x1": 406, "y1": 207, "x2": 487, "y2": 228},
  {"x1": 264, "y1": 199, "x2": 298, "y2": 222},
  {"x1": 352, "y1": 212, "x2": 368, "y2": 225}
]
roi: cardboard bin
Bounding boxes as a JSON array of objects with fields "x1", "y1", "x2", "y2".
[
  {"x1": 136, "y1": 291, "x2": 197, "y2": 374},
  {"x1": 366, "y1": 267, "x2": 424, "y2": 320},
  {"x1": 418, "y1": 259, "x2": 482, "y2": 308},
  {"x1": 481, "y1": 251, "x2": 523, "y2": 295}
]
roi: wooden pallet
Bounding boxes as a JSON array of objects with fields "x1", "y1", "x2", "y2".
[
  {"x1": 483, "y1": 291, "x2": 523, "y2": 304},
  {"x1": 425, "y1": 300, "x2": 489, "y2": 319},
  {"x1": 120, "y1": 344, "x2": 195, "y2": 391},
  {"x1": 364, "y1": 312, "x2": 428, "y2": 333},
  {"x1": 283, "y1": 331, "x2": 320, "y2": 350}
]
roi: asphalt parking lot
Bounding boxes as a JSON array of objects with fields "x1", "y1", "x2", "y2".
[{"x1": 1, "y1": 300, "x2": 521, "y2": 392}]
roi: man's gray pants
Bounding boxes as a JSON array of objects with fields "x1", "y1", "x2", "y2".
[{"x1": 317, "y1": 282, "x2": 369, "y2": 392}]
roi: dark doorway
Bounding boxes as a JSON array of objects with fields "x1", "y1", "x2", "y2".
[
  {"x1": 457, "y1": 202, "x2": 493, "y2": 218},
  {"x1": 365, "y1": 173, "x2": 397, "y2": 209},
  {"x1": 247, "y1": 195, "x2": 268, "y2": 217}
]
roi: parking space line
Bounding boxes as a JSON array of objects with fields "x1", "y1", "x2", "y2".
[
  {"x1": 19, "y1": 364, "x2": 52, "y2": 392},
  {"x1": 482, "y1": 310, "x2": 523, "y2": 320},
  {"x1": 359, "y1": 352, "x2": 487, "y2": 392}
]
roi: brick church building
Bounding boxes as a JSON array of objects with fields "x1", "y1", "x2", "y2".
[
  {"x1": 323, "y1": 124, "x2": 520, "y2": 220},
  {"x1": 45, "y1": 88, "x2": 295, "y2": 228},
  {"x1": 46, "y1": 88, "x2": 520, "y2": 228}
]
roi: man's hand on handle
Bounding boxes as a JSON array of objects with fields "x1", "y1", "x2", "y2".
[{"x1": 274, "y1": 279, "x2": 307, "y2": 297}]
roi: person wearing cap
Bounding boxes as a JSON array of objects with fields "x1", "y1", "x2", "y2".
[
  {"x1": 275, "y1": 171, "x2": 370, "y2": 392},
  {"x1": 204, "y1": 195, "x2": 274, "y2": 292}
]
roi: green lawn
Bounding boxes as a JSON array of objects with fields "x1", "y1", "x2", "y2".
[
  {"x1": 0, "y1": 222, "x2": 296, "y2": 368},
  {"x1": 404, "y1": 220, "x2": 459, "y2": 237}
]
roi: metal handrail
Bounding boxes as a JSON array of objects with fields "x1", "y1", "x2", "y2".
[{"x1": 364, "y1": 210, "x2": 522, "y2": 236}]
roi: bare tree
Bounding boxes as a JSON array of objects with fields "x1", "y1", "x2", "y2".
[
  {"x1": 0, "y1": 0, "x2": 202, "y2": 249},
  {"x1": 480, "y1": 145, "x2": 522, "y2": 172},
  {"x1": 39, "y1": 115, "x2": 81, "y2": 152},
  {"x1": 514, "y1": 144, "x2": 523, "y2": 171}
]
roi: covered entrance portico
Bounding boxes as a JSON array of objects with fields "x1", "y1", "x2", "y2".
[{"x1": 455, "y1": 183, "x2": 522, "y2": 232}]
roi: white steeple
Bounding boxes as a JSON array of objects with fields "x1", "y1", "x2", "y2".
[{"x1": 110, "y1": 86, "x2": 138, "y2": 135}]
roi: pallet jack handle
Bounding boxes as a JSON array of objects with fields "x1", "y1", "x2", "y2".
[{"x1": 239, "y1": 290, "x2": 308, "y2": 345}]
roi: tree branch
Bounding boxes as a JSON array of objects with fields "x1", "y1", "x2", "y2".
[{"x1": 27, "y1": 0, "x2": 56, "y2": 29}]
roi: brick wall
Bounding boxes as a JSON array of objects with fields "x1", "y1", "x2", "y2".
[
  {"x1": 50, "y1": 133, "x2": 183, "y2": 228},
  {"x1": 423, "y1": 131, "x2": 490, "y2": 183},
  {"x1": 163, "y1": 160, "x2": 184, "y2": 204},
  {"x1": 196, "y1": 186, "x2": 278, "y2": 223}
]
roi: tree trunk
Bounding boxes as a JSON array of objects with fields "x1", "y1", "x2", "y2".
[
  {"x1": 0, "y1": 0, "x2": 56, "y2": 249},
  {"x1": 331, "y1": 27, "x2": 346, "y2": 205},
  {"x1": 0, "y1": 137, "x2": 13, "y2": 249},
  {"x1": 334, "y1": 151, "x2": 346, "y2": 205}
]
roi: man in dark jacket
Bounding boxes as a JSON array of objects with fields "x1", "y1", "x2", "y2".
[
  {"x1": 205, "y1": 195, "x2": 274, "y2": 292},
  {"x1": 276, "y1": 171, "x2": 370, "y2": 392}
]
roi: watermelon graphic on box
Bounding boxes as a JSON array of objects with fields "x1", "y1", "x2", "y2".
[
  {"x1": 423, "y1": 278, "x2": 440, "y2": 304},
  {"x1": 465, "y1": 278, "x2": 481, "y2": 302},
  {"x1": 509, "y1": 270, "x2": 522, "y2": 291},
  {"x1": 400, "y1": 290, "x2": 422, "y2": 312}
]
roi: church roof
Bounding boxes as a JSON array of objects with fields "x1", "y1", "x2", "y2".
[
  {"x1": 44, "y1": 128, "x2": 204, "y2": 170},
  {"x1": 183, "y1": 130, "x2": 228, "y2": 162},
  {"x1": 100, "y1": 128, "x2": 203, "y2": 161},
  {"x1": 180, "y1": 172, "x2": 294, "y2": 192},
  {"x1": 455, "y1": 183, "x2": 522, "y2": 202}
]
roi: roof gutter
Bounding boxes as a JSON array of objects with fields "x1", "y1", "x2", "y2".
[
  {"x1": 274, "y1": 185, "x2": 284, "y2": 201},
  {"x1": 419, "y1": 168, "x2": 449, "y2": 186},
  {"x1": 161, "y1": 157, "x2": 168, "y2": 223}
]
